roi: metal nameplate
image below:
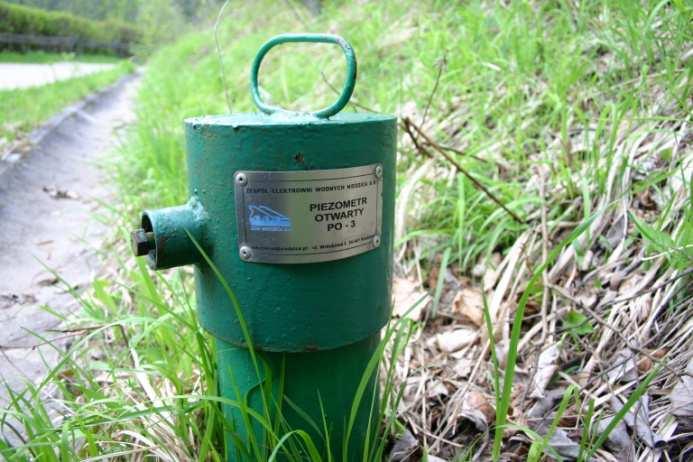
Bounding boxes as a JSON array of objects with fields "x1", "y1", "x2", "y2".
[{"x1": 234, "y1": 164, "x2": 383, "y2": 264}]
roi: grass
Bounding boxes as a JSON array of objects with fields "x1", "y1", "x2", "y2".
[
  {"x1": 0, "y1": 59, "x2": 133, "y2": 142},
  {"x1": 2, "y1": 0, "x2": 691, "y2": 460}
]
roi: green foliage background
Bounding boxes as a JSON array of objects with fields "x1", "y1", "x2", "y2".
[
  {"x1": 6, "y1": 0, "x2": 222, "y2": 22},
  {"x1": 1, "y1": 0, "x2": 223, "y2": 52},
  {"x1": 0, "y1": 1, "x2": 140, "y2": 54}
]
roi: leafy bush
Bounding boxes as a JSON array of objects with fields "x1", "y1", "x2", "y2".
[{"x1": 0, "y1": 1, "x2": 141, "y2": 55}]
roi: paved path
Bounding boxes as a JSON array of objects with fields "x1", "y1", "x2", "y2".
[
  {"x1": 0, "y1": 75, "x2": 138, "y2": 415},
  {"x1": 0, "y1": 62, "x2": 115, "y2": 90}
]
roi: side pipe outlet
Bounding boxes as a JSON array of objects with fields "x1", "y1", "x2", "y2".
[{"x1": 131, "y1": 197, "x2": 209, "y2": 269}]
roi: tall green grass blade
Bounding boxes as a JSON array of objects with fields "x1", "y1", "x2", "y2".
[
  {"x1": 584, "y1": 366, "x2": 661, "y2": 460},
  {"x1": 268, "y1": 429, "x2": 322, "y2": 462},
  {"x1": 577, "y1": 398, "x2": 596, "y2": 462},
  {"x1": 492, "y1": 215, "x2": 596, "y2": 460}
]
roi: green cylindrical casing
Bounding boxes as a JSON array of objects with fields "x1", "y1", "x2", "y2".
[
  {"x1": 184, "y1": 113, "x2": 396, "y2": 460},
  {"x1": 133, "y1": 34, "x2": 397, "y2": 461},
  {"x1": 216, "y1": 334, "x2": 381, "y2": 461},
  {"x1": 184, "y1": 113, "x2": 396, "y2": 352}
]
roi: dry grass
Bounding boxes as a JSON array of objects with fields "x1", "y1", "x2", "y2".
[{"x1": 388, "y1": 45, "x2": 691, "y2": 462}]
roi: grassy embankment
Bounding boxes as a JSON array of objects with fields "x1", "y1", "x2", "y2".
[
  {"x1": 0, "y1": 0, "x2": 138, "y2": 146},
  {"x1": 1, "y1": 1, "x2": 691, "y2": 461},
  {"x1": 0, "y1": 58, "x2": 133, "y2": 143},
  {"x1": 0, "y1": 0, "x2": 140, "y2": 55},
  {"x1": 0, "y1": 51, "x2": 120, "y2": 63}
]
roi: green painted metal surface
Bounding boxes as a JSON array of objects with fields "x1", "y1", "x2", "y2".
[
  {"x1": 131, "y1": 34, "x2": 396, "y2": 460},
  {"x1": 184, "y1": 112, "x2": 396, "y2": 352},
  {"x1": 250, "y1": 33, "x2": 357, "y2": 118},
  {"x1": 140, "y1": 198, "x2": 208, "y2": 269},
  {"x1": 217, "y1": 334, "x2": 380, "y2": 460}
]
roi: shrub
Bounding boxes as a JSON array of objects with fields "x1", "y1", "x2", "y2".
[{"x1": 0, "y1": 1, "x2": 141, "y2": 55}]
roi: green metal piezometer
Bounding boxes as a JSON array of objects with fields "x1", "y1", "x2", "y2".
[{"x1": 131, "y1": 33, "x2": 396, "y2": 460}]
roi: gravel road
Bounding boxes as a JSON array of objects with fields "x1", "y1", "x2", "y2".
[{"x1": 0, "y1": 62, "x2": 115, "y2": 90}]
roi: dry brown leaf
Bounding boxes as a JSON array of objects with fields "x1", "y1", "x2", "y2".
[
  {"x1": 545, "y1": 428, "x2": 580, "y2": 460},
  {"x1": 388, "y1": 429, "x2": 418, "y2": 461},
  {"x1": 651, "y1": 348, "x2": 668, "y2": 359},
  {"x1": 424, "y1": 456, "x2": 447, "y2": 462},
  {"x1": 451, "y1": 288, "x2": 484, "y2": 326},
  {"x1": 611, "y1": 395, "x2": 664, "y2": 449},
  {"x1": 607, "y1": 348, "x2": 638, "y2": 383},
  {"x1": 426, "y1": 380, "x2": 449, "y2": 399},
  {"x1": 637, "y1": 355, "x2": 653, "y2": 373},
  {"x1": 596, "y1": 417, "x2": 635, "y2": 461},
  {"x1": 670, "y1": 358, "x2": 693, "y2": 424},
  {"x1": 482, "y1": 266, "x2": 498, "y2": 290},
  {"x1": 632, "y1": 396, "x2": 664, "y2": 449},
  {"x1": 427, "y1": 257, "x2": 440, "y2": 292},
  {"x1": 575, "y1": 291, "x2": 597, "y2": 309},
  {"x1": 392, "y1": 277, "x2": 430, "y2": 320},
  {"x1": 605, "y1": 213, "x2": 627, "y2": 249},
  {"x1": 530, "y1": 342, "x2": 561, "y2": 398},
  {"x1": 436, "y1": 327, "x2": 478, "y2": 353},
  {"x1": 527, "y1": 388, "x2": 567, "y2": 420},
  {"x1": 453, "y1": 358, "x2": 473, "y2": 378},
  {"x1": 459, "y1": 390, "x2": 494, "y2": 431}
]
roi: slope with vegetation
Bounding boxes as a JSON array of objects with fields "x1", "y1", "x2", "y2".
[
  {"x1": 0, "y1": 1, "x2": 140, "y2": 55},
  {"x1": 0, "y1": 59, "x2": 133, "y2": 144},
  {"x1": 1, "y1": 1, "x2": 691, "y2": 460},
  {"x1": 4, "y1": 0, "x2": 224, "y2": 51}
]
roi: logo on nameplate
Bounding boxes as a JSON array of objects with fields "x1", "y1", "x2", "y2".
[{"x1": 248, "y1": 205, "x2": 292, "y2": 231}]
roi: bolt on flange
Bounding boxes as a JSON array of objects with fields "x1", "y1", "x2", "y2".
[
  {"x1": 239, "y1": 245, "x2": 253, "y2": 260},
  {"x1": 235, "y1": 172, "x2": 248, "y2": 186}
]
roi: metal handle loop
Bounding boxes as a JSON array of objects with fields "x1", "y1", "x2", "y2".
[{"x1": 250, "y1": 33, "x2": 357, "y2": 119}]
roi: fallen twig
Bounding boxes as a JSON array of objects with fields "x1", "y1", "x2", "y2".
[
  {"x1": 401, "y1": 116, "x2": 525, "y2": 224},
  {"x1": 421, "y1": 55, "x2": 446, "y2": 127}
]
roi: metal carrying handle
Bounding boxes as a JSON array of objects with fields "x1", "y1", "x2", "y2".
[{"x1": 250, "y1": 33, "x2": 357, "y2": 118}]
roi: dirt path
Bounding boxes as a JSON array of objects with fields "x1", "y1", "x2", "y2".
[
  {"x1": 0, "y1": 62, "x2": 115, "y2": 90},
  {"x1": 0, "y1": 75, "x2": 138, "y2": 409}
]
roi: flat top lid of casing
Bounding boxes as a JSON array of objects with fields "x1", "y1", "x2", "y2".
[{"x1": 185, "y1": 112, "x2": 395, "y2": 128}]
